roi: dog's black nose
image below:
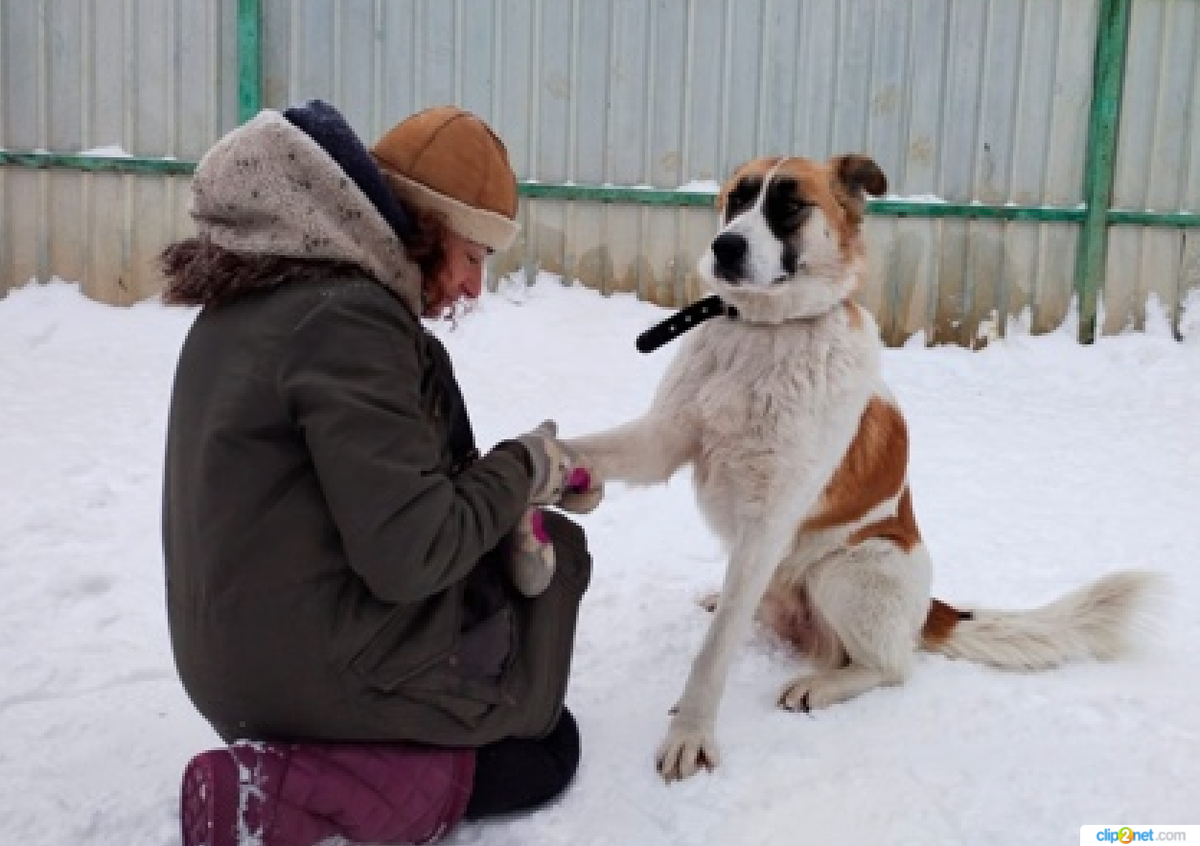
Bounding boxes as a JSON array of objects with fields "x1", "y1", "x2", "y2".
[{"x1": 711, "y1": 231, "x2": 747, "y2": 271}]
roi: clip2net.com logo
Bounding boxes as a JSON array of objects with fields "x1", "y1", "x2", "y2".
[{"x1": 1081, "y1": 826, "x2": 1195, "y2": 843}]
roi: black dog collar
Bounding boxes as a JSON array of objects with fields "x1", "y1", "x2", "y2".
[{"x1": 636, "y1": 295, "x2": 740, "y2": 354}]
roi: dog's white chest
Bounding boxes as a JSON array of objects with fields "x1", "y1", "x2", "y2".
[
  {"x1": 693, "y1": 324, "x2": 829, "y2": 448},
  {"x1": 685, "y1": 323, "x2": 833, "y2": 505},
  {"x1": 674, "y1": 311, "x2": 880, "y2": 543}
]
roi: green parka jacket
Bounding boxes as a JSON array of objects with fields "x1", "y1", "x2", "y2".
[{"x1": 162, "y1": 110, "x2": 590, "y2": 747}]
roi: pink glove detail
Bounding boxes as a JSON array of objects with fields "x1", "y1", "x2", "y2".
[
  {"x1": 506, "y1": 508, "x2": 556, "y2": 597},
  {"x1": 529, "y1": 508, "x2": 551, "y2": 544},
  {"x1": 566, "y1": 468, "x2": 592, "y2": 494},
  {"x1": 558, "y1": 461, "x2": 603, "y2": 514}
]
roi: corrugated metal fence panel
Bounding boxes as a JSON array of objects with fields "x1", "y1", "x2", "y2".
[
  {"x1": 876, "y1": 0, "x2": 1096, "y2": 345},
  {"x1": 3, "y1": 0, "x2": 1194, "y2": 342},
  {"x1": 1105, "y1": 0, "x2": 1200, "y2": 334},
  {"x1": 0, "y1": 0, "x2": 235, "y2": 302},
  {"x1": 254, "y1": 0, "x2": 1100, "y2": 342}
]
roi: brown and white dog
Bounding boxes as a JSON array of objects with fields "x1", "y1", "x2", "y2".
[{"x1": 566, "y1": 154, "x2": 1157, "y2": 782}]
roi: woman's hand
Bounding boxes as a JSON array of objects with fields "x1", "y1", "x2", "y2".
[
  {"x1": 558, "y1": 458, "x2": 603, "y2": 514},
  {"x1": 502, "y1": 423, "x2": 604, "y2": 597},
  {"x1": 515, "y1": 421, "x2": 604, "y2": 511}
]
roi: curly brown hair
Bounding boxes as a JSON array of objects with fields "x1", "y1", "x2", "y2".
[{"x1": 381, "y1": 170, "x2": 453, "y2": 286}]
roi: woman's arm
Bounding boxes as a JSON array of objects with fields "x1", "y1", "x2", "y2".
[{"x1": 278, "y1": 283, "x2": 529, "y2": 602}]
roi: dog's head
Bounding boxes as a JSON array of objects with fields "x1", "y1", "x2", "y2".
[{"x1": 696, "y1": 154, "x2": 887, "y2": 324}]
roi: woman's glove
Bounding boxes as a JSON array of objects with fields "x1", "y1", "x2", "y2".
[
  {"x1": 515, "y1": 421, "x2": 604, "y2": 512},
  {"x1": 559, "y1": 463, "x2": 603, "y2": 514},
  {"x1": 502, "y1": 422, "x2": 604, "y2": 596},
  {"x1": 506, "y1": 507, "x2": 557, "y2": 597},
  {"x1": 514, "y1": 421, "x2": 572, "y2": 506}
]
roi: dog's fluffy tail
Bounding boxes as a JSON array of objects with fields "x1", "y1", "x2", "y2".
[{"x1": 920, "y1": 571, "x2": 1161, "y2": 670}]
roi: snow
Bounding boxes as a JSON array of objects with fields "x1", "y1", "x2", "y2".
[
  {"x1": 78, "y1": 145, "x2": 133, "y2": 158},
  {"x1": 675, "y1": 180, "x2": 721, "y2": 194},
  {"x1": 1, "y1": 275, "x2": 1198, "y2": 846},
  {"x1": 881, "y1": 193, "x2": 948, "y2": 204}
]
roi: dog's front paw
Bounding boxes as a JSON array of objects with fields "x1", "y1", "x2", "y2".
[
  {"x1": 656, "y1": 716, "x2": 720, "y2": 782},
  {"x1": 696, "y1": 591, "x2": 721, "y2": 613}
]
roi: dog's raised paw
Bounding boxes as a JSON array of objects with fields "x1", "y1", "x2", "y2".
[{"x1": 696, "y1": 591, "x2": 721, "y2": 613}]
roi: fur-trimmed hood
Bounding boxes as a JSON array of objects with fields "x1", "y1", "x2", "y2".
[{"x1": 169, "y1": 110, "x2": 423, "y2": 312}]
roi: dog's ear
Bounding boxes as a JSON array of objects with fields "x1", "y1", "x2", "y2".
[
  {"x1": 830, "y1": 154, "x2": 887, "y2": 218},
  {"x1": 714, "y1": 185, "x2": 727, "y2": 214}
]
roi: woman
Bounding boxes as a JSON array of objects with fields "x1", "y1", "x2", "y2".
[{"x1": 162, "y1": 101, "x2": 602, "y2": 846}]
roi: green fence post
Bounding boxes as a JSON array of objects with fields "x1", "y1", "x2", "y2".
[
  {"x1": 1074, "y1": 0, "x2": 1132, "y2": 344},
  {"x1": 238, "y1": 0, "x2": 263, "y2": 123}
]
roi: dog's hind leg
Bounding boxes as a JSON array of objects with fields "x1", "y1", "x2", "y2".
[
  {"x1": 778, "y1": 541, "x2": 931, "y2": 711},
  {"x1": 778, "y1": 663, "x2": 894, "y2": 711}
]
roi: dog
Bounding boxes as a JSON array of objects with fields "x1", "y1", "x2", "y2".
[{"x1": 566, "y1": 154, "x2": 1157, "y2": 782}]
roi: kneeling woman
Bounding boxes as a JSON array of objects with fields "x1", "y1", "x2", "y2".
[{"x1": 161, "y1": 100, "x2": 602, "y2": 846}]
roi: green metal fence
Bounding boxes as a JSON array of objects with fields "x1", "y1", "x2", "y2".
[{"x1": 1, "y1": 0, "x2": 1196, "y2": 343}]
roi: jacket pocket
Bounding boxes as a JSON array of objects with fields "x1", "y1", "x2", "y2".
[
  {"x1": 403, "y1": 605, "x2": 517, "y2": 720},
  {"x1": 349, "y1": 600, "x2": 462, "y2": 692},
  {"x1": 408, "y1": 607, "x2": 516, "y2": 700}
]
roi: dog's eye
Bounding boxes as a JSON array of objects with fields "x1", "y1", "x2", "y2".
[{"x1": 784, "y1": 199, "x2": 812, "y2": 217}]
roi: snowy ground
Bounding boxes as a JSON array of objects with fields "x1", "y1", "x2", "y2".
[{"x1": 1, "y1": 276, "x2": 1197, "y2": 846}]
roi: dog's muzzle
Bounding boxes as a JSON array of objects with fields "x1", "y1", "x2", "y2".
[{"x1": 711, "y1": 231, "x2": 747, "y2": 284}]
